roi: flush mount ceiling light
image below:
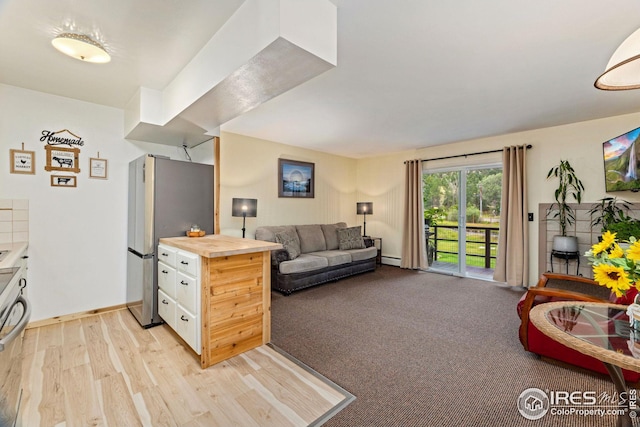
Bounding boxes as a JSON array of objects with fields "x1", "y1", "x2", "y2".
[
  {"x1": 595, "y1": 27, "x2": 640, "y2": 90},
  {"x1": 51, "y1": 33, "x2": 110, "y2": 63}
]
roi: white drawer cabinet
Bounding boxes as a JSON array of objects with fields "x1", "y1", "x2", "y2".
[
  {"x1": 159, "y1": 235, "x2": 281, "y2": 369},
  {"x1": 158, "y1": 262, "x2": 176, "y2": 298},
  {"x1": 176, "y1": 305, "x2": 198, "y2": 351},
  {"x1": 158, "y1": 244, "x2": 177, "y2": 266},
  {"x1": 158, "y1": 289, "x2": 176, "y2": 330},
  {"x1": 177, "y1": 251, "x2": 199, "y2": 276},
  {"x1": 157, "y1": 245, "x2": 201, "y2": 354},
  {"x1": 176, "y1": 272, "x2": 198, "y2": 314}
]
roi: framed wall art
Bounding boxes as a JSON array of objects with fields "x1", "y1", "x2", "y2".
[
  {"x1": 278, "y1": 158, "x2": 315, "y2": 198},
  {"x1": 10, "y1": 148, "x2": 35, "y2": 174},
  {"x1": 89, "y1": 157, "x2": 108, "y2": 179},
  {"x1": 44, "y1": 145, "x2": 80, "y2": 173},
  {"x1": 51, "y1": 175, "x2": 77, "y2": 188}
]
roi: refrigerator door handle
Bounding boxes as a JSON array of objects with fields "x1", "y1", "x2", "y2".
[
  {"x1": 144, "y1": 155, "x2": 156, "y2": 255},
  {"x1": 128, "y1": 247, "x2": 154, "y2": 259}
]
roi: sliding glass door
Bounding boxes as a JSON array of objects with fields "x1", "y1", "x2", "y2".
[{"x1": 423, "y1": 164, "x2": 502, "y2": 279}]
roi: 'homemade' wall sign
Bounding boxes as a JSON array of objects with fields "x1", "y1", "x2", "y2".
[
  {"x1": 40, "y1": 129, "x2": 86, "y2": 187},
  {"x1": 42, "y1": 129, "x2": 82, "y2": 175},
  {"x1": 40, "y1": 129, "x2": 85, "y2": 146}
]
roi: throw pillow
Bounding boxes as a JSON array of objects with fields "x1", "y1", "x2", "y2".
[
  {"x1": 275, "y1": 229, "x2": 301, "y2": 260},
  {"x1": 337, "y1": 226, "x2": 365, "y2": 250}
]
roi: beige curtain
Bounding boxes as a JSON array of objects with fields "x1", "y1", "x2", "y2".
[
  {"x1": 493, "y1": 146, "x2": 529, "y2": 286},
  {"x1": 401, "y1": 160, "x2": 427, "y2": 269}
]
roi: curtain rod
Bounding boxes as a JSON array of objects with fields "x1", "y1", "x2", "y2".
[{"x1": 405, "y1": 144, "x2": 532, "y2": 164}]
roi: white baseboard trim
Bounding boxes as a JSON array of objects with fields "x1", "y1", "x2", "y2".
[{"x1": 382, "y1": 257, "x2": 401, "y2": 267}]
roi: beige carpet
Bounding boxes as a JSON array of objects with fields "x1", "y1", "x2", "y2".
[{"x1": 271, "y1": 265, "x2": 638, "y2": 427}]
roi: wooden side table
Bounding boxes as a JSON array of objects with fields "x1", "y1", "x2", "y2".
[{"x1": 365, "y1": 237, "x2": 382, "y2": 266}]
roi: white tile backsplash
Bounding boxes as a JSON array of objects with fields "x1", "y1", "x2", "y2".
[
  {"x1": 0, "y1": 199, "x2": 28, "y2": 244},
  {"x1": 12, "y1": 221, "x2": 28, "y2": 232},
  {"x1": 12, "y1": 210, "x2": 28, "y2": 221},
  {"x1": 13, "y1": 232, "x2": 28, "y2": 242},
  {"x1": 12, "y1": 200, "x2": 28, "y2": 210}
]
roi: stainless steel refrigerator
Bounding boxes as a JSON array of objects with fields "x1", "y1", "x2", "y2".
[{"x1": 126, "y1": 154, "x2": 214, "y2": 328}]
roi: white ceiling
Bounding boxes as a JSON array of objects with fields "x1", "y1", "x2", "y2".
[{"x1": 3, "y1": 0, "x2": 640, "y2": 158}]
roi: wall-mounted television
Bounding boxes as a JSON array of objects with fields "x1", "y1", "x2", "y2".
[{"x1": 603, "y1": 126, "x2": 640, "y2": 192}]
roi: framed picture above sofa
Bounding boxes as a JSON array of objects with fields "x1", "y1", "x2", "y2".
[{"x1": 278, "y1": 158, "x2": 315, "y2": 198}]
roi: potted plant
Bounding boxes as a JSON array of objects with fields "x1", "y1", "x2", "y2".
[
  {"x1": 547, "y1": 160, "x2": 584, "y2": 252},
  {"x1": 606, "y1": 219, "x2": 640, "y2": 242},
  {"x1": 424, "y1": 207, "x2": 446, "y2": 265},
  {"x1": 588, "y1": 197, "x2": 640, "y2": 242},
  {"x1": 588, "y1": 196, "x2": 633, "y2": 232}
]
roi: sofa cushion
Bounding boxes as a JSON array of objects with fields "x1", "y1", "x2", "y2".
[
  {"x1": 307, "y1": 250, "x2": 352, "y2": 267},
  {"x1": 296, "y1": 224, "x2": 327, "y2": 253},
  {"x1": 279, "y1": 254, "x2": 329, "y2": 274},
  {"x1": 346, "y1": 246, "x2": 377, "y2": 262},
  {"x1": 321, "y1": 222, "x2": 347, "y2": 250},
  {"x1": 275, "y1": 229, "x2": 301, "y2": 260},
  {"x1": 337, "y1": 226, "x2": 365, "y2": 250},
  {"x1": 256, "y1": 225, "x2": 297, "y2": 243}
]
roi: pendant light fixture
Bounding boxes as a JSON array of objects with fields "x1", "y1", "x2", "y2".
[
  {"x1": 595, "y1": 27, "x2": 640, "y2": 90},
  {"x1": 51, "y1": 33, "x2": 111, "y2": 64}
]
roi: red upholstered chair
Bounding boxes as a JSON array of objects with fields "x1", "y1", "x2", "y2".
[{"x1": 517, "y1": 272, "x2": 640, "y2": 383}]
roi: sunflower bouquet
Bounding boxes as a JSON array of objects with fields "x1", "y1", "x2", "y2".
[{"x1": 584, "y1": 231, "x2": 640, "y2": 298}]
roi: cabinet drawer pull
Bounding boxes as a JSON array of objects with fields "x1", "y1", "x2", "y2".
[
  {"x1": 161, "y1": 299, "x2": 168, "y2": 305},
  {"x1": 162, "y1": 270, "x2": 168, "y2": 274},
  {"x1": 180, "y1": 280, "x2": 188, "y2": 286},
  {"x1": 180, "y1": 315, "x2": 189, "y2": 322},
  {"x1": 180, "y1": 261, "x2": 188, "y2": 265},
  {"x1": 161, "y1": 252, "x2": 168, "y2": 256}
]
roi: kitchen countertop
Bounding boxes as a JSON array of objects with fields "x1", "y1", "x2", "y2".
[
  {"x1": 0, "y1": 241, "x2": 28, "y2": 269},
  {"x1": 159, "y1": 234, "x2": 282, "y2": 258}
]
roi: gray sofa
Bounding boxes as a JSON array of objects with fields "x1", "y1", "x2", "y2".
[{"x1": 255, "y1": 222, "x2": 377, "y2": 295}]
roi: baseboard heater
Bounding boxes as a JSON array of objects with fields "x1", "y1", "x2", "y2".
[{"x1": 381, "y1": 256, "x2": 400, "y2": 267}]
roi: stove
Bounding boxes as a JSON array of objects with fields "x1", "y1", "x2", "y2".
[
  {"x1": 0, "y1": 250, "x2": 29, "y2": 427},
  {"x1": 0, "y1": 268, "x2": 19, "y2": 304}
]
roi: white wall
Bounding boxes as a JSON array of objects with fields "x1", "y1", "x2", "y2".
[
  {"x1": 0, "y1": 84, "x2": 193, "y2": 321},
  {"x1": 0, "y1": 85, "x2": 352, "y2": 322},
  {"x1": 8, "y1": 78, "x2": 640, "y2": 319},
  {"x1": 357, "y1": 112, "x2": 640, "y2": 285},
  {"x1": 356, "y1": 151, "x2": 413, "y2": 264},
  {"x1": 219, "y1": 132, "x2": 357, "y2": 238}
]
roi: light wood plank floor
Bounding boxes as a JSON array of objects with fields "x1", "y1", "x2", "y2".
[{"x1": 20, "y1": 309, "x2": 353, "y2": 427}]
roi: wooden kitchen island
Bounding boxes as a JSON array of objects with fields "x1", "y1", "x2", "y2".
[{"x1": 158, "y1": 234, "x2": 282, "y2": 369}]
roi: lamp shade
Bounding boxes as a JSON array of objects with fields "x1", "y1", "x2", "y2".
[
  {"x1": 356, "y1": 202, "x2": 373, "y2": 215},
  {"x1": 52, "y1": 33, "x2": 111, "y2": 64},
  {"x1": 232, "y1": 198, "x2": 257, "y2": 217},
  {"x1": 595, "y1": 27, "x2": 640, "y2": 90}
]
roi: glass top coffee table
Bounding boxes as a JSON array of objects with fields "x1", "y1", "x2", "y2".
[{"x1": 530, "y1": 301, "x2": 640, "y2": 427}]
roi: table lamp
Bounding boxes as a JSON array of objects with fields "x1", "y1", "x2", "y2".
[
  {"x1": 232, "y1": 198, "x2": 257, "y2": 238},
  {"x1": 356, "y1": 202, "x2": 373, "y2": 237}
]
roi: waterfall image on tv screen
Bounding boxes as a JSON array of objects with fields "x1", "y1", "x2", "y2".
[{"x1": 603, "y1": 126, "x2": 640, "y2": 192}]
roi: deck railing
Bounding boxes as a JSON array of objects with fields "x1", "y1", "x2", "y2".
[{"x1": 427, "y1": 224, "x2": 499, "y2": 268}]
